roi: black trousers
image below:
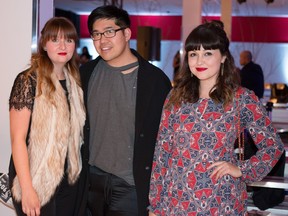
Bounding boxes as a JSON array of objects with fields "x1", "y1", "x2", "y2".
[
  {"x1": 87, "y1": 166, "x2": 138, "y2": 216},
  {"x1": 13, "y1": 173, "x2": 79, "y2": 216}
]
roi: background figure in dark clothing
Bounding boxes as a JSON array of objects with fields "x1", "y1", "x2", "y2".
[
  {"x1": 79, "y1": 46, "x2": 92, "y2": 65},
  {"x1": 239, "y1": 50, "x2": 285, "y2": 210},
  {"x1": 172, "y1": 51, "x2": 180, "y2": 78},
  {"x1": 239, "y1": 50, "x2": 264, "y2": 99},
  {"x1": 172, "y1": 50, "x2": 180, "y2": 86}
]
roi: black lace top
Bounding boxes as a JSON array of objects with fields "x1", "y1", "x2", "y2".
[
  {"x1": 8, "y1": 70, "x2": 68, "y2": 188},
  {"x1": 8, "y1": 71, "x2": 37, "y2": 188},
  {"x1": 9, "y1": 71, "x2": 37, "y2": 111}
]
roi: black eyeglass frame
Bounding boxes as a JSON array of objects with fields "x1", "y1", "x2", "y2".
[{"x1": 90, "y1": 27, "x2": 126, "y2": 41}]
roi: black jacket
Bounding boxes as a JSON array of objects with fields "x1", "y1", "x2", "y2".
[
  {"x1": 240, "y1": 61, "x2": 264, "y2": 99},
  {"x1": 75, "y1": 49, "x2": 172, "y2": 216}
]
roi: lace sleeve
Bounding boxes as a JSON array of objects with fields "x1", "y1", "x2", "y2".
[{"x1": 9, "y1": 71, "x2": 36, "y2": 111}]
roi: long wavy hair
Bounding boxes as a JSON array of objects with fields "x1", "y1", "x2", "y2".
[
  {"x1": 26, "y1": 17, "x2": 80, "y2": 103},
  {"x1": 168, "y1": 20, "x2": 240, "y2": 109}
]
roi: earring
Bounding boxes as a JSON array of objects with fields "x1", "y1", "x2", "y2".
[{"x1": 221, "y1": 63, "x2": 224, "y2": 76}]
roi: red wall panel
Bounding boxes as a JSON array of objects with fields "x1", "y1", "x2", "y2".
[
  {"x1": 231, "y1": 17, "x2": 288, "y2": 42},
  {"x1": 80, "y1": 15, "x2": 89, "y2": 38},
  {"x1": 130, "y1": 15, "x2": 182, "y2": 40}
]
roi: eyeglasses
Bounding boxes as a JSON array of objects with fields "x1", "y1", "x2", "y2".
[{"x1": 90, "y1": 28, "x2": 126, "y2": 41}]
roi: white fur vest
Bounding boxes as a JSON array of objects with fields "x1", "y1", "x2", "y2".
[{"x1": 12, "y1": 69, "x2": 86, "y2": 206}]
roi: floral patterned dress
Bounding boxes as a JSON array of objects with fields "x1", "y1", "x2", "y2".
[{"x1": 149, "y1": 88, "x2": 284, "y2": 216}]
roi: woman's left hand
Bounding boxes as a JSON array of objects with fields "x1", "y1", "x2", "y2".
[{"x1": 208, "y1": 161, "x2": 242, "y2": 181}]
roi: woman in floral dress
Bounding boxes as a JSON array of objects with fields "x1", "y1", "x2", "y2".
[{"x1": 148, "y1": 20, "x2": 284, "y2": 216}]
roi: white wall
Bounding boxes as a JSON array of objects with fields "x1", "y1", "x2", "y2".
[{"x1": 0, "y1": 1, "x2": 32, "y2": 214}]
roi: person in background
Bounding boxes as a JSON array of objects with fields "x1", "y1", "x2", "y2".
[
  {"x1": 172, "y1": 50, "x2": 181, "y2": 81},
  {"x1": 79, "y1": 46, "x2": 92, "y2": 65},
  {"x1": 148, "y1": 20, "x2": 284, "y2": 215},
  {"x1": 8, "y1": 17, "x2": 86, "y2": 216},
  {"x1": 239, "y1": 50, "x2": 264, "y2": 99},
  {"x1": 77, "y1": 5, "x2": 171, "y2": 216},
  {"x1": 240, "y1": 51, "x2": 286, "y2": 210}
]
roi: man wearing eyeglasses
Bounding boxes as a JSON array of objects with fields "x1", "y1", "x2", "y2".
[{"x1": 75, "y1": 5, "x2": 172, "y2": 216}]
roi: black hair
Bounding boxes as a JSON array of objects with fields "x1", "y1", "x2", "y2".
[
  {"x1": 88, "y1": 5, "x2": 131, "y2": 34},
  {"x1": 185, "y1": 20, "x2": 229, "y2": 54}
]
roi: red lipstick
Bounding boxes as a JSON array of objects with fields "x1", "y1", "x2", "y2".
[
  {"x1": 196, "y1": 67, "x2": 207, "y2": 72},
  {"x1": 58, "y1": 52, "x2": 67, "y2": 56}
]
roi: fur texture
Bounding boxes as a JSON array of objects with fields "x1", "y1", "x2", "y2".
[{"x1": 12, "y1": 69, "x2": 85, "y2": 206}]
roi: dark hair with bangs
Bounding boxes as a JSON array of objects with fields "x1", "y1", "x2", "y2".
[
  {"x1": 186, "y1": 20, "x2": 229, "y2": 54},
  {"x1": 25, "y1": 17, "x2": 80, "y2": 104},
  {"x1": 88, "y1": 5, "x2": 130, "y2": 34},
  {"x1": 168, "y1": 20, "x2": 240, "y2": 109}
]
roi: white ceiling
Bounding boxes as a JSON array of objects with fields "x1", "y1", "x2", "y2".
[{"x1": 54, "y1": 0, "x2": 288, "y2": 16}]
